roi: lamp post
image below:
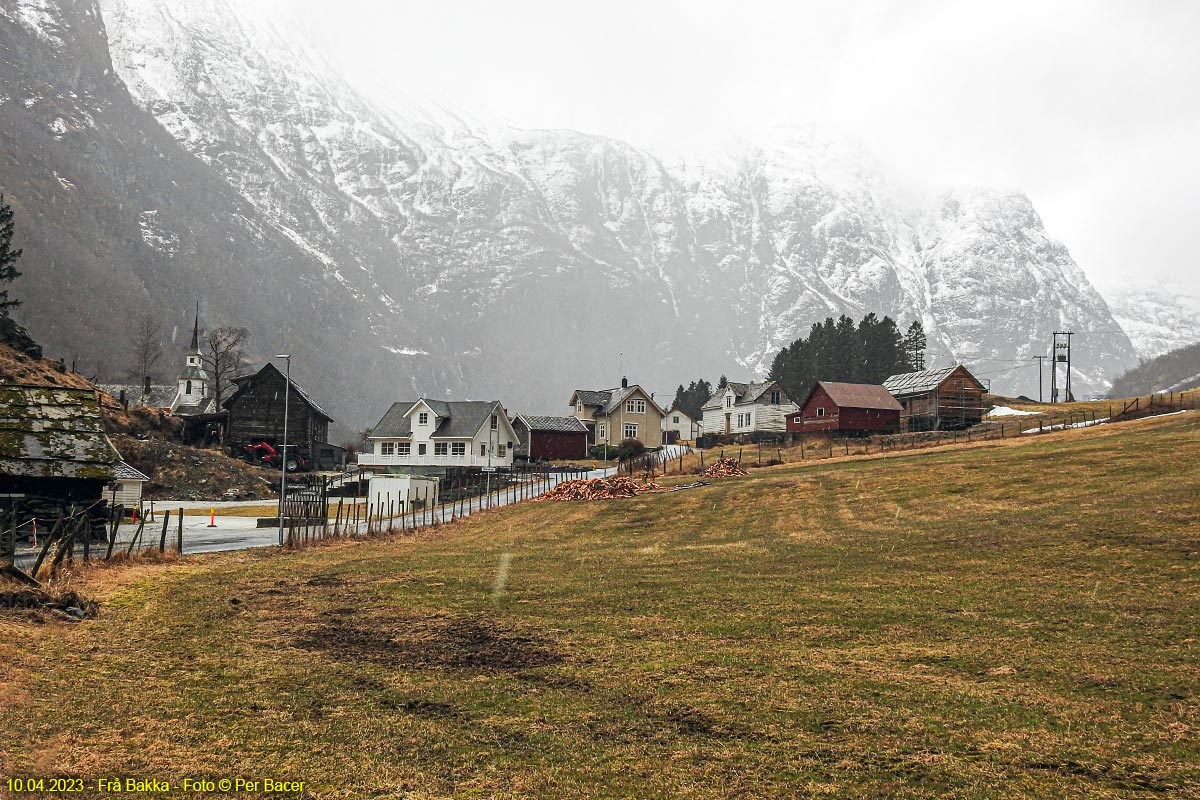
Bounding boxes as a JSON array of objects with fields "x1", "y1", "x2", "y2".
[{"x1": 275, "y1": 354, "x2": 291, "y2": 547}]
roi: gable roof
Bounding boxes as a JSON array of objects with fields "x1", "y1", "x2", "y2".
[
  {"x1": 571, "y1": 389, "x2": 612, "y2": 407},
  {"x1": 883, "y1": 365, "x2": 979, "y2": 398},
  {"x1": 114, "y1": 461, "x2": 151, "y2": 482},
  {"x1": 225, "y1": 363, "x2": 333, "y2": 421},
  {"x1": 807, "y1": 382, "x2": 903, "y2": 412},
  {"x1": 370, "y1": 399, "x2": 509, "y2": 440},
  {"x1": 516, "y1": 415, "x2": 589, "y2": 434},
  {"x1": 665, "y1": 404, "x2": 696, "y2": 421},
  {"x1": 701, "y1": 380, "x2": 784, "y2": 410},
  {"x1": 0, "y1": 385, "x2": 120, "y2": 479}
]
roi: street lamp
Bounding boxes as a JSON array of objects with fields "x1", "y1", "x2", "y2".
[{"x1": 275, "y1": 354, "x2": 291, "y2": 547}]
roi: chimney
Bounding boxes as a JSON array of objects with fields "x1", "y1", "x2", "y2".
[{"x1": 621, "y1": 376, "x2": 628, "y2": 389}]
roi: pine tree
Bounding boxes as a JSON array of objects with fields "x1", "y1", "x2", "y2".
[
  {"x1": 904, "y1": 320, "x2": 927, "y2": 370},
  {"x1": 0, "y1": 195, "x2": 23, "y2": 316}
]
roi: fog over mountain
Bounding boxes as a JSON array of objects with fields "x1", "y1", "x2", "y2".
[{"x1": 0, "y1": 0, "x2": 1156, "y2": 430}]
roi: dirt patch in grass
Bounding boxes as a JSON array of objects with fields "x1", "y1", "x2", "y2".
[{"x1": 297, "y1": 611, "x2": 564, "y2": 671}]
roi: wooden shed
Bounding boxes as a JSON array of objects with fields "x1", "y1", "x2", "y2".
[
  {"x1": 883, "y1": 364, "x2": 987, "y2": 431},
  {"x1": 788, "y1": 382, "x2": 903, "y2": 434},
  {"x1": 512, "y1": 415, "x2": 589, "y2": 461},
  {"x1": 222, "y1": 363, "x2": 344, "y2": 471},
  {"x1": 109, "y1": 461, "x2": 150, "y2": 511},
  {"x1": 0, "y1": 385, "x2": 120, "y2": 537}
]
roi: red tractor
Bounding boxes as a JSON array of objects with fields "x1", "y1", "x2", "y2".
[{"x1": 241, "y1": 440, "x2": 309, "y2": 472}]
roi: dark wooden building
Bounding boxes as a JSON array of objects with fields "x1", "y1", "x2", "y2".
[
  {"x1": 788, "y1": 381, "x2": 903, "y2": 434},
  {"x1": 222, "y1": 363, "x2": 344, "y2": 471},
  {"x1": 0, "y1": 385, "x2": 120, "y2": 537},
  {"x1": 512, "y1": 414, "x2": 589, "y2": 461},
  {"x1": 883, "y1": 364, "x2": 987, "y2": 431}
]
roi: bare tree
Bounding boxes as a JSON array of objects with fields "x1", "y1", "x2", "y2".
[
  {"x1": 129, "y1": 313, "x2": 164, "y2": 402},
  {"x1": 201, "y1": 325, "x2": 251, "y2": 406}
]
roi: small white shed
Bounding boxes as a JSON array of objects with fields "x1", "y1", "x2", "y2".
[
  {"x1": 366, "y1": 474, "x2": 441, "y2": 518},
  {"x1": 109, "y1": 461, "x2": 150, "y2": 511}
]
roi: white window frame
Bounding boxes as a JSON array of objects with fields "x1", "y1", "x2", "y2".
[
  {"x1": 418, "y1": 412, "x2": 428, "y2": 425},
  {"x1": 626, "y1": 399, "x2": 646, "y2": 414},
  {"x1": 397, "y1": 442, "x2": 411, "y2": 456},
  {"x1": 793, "y1": 415, "x2": 802, "y2": 424},
  {"x1": 434, "y1": 442, "x2": 448, "y2": 456},
  {"x1": 771, "y1": 390, "x2": 781, "y2": 405},
  {"x1": 598, "y1": 422, "x2": 607, "y2": 440},
  {"x1": 451, "y1": 442, "x2": 466, "y2": 457},
  {"x1": 673, "y1": 415, "x2": 680, "y2": 424},
  {"x1": 491, "y1": 414, "x2": 498, "y2": 430},
  {"x1": 498, "y1": 444, "x2": 506, "y2": 457},
  {"x1": 480, "y1": 443, "x2": 487, "y2": 456},
  {"x1": 418, "y1": 443, "x2": 427, "y2": 455},
  {"x1": 816, "y1": 407, "x2": 825, "y2": 417},
  {"x1": 624, "y1": 423, "x2": 638, "y2": 439},
  {"x1": 380, "y1": 441, "x2": 395, "y2": 456}
]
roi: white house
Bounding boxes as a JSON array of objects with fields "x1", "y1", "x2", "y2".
[
  {"x1": 700, "y1": 380, "x2": 798, "y2": 436},
  {"x1": 109, "y1": 461, "x2": 150, "y2": 512},
  {"x1": 360, "y1": 399, "x2": 519, "y2": 470},
  {"x1": 661, "y1": 404, "x2": 700, "y2": 442}
]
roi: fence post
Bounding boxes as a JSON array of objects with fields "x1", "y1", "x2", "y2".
[
  {"x1": 159, "y1": 509, "x2": 171, "y2": 553},
  {"x1": 177, "y1": 508, "x2": 184, "y2": 554},
  {"x1": 106, "y1": 509, "x2": 122, "y2": 560}
]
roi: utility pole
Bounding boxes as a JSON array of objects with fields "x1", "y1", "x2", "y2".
[
  {"x1": 1050, "y1": 332, "x2": 1073, "y2": 403},
  {"x1": 1032, "y1": 355, "x2": 1047, "y2": 403}
]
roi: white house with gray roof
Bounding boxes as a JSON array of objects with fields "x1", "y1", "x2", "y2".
[
  {"x1": 360, "y1": 399, "x2": 518, "y2": 470},
  {"x1": 700, "y1": 380, "x2": 797, "y2": 436}
]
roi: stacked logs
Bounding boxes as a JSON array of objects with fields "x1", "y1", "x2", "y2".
[
  {"x1": 702, "y1": 458, "x2": 748, "y2": 477},
  {"x1": 536, "y1": 477, "x2": 666, "y2": 502}
]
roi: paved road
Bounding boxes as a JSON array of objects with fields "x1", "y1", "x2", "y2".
[{"x1": 12, "y1": 466, "x2": 617, "y2": 566}]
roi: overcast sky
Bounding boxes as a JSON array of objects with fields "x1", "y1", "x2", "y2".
[{"x1": 281, "y1": 0, "x2": 1200, "y2": 298}]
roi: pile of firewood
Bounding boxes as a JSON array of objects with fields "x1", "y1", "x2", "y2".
[
  {"x1": 702, "y1": 458, "x2": 748, "y2": 477},
  {"x1": 536, "y1": 477, "x2": 666, "y2": 502}
]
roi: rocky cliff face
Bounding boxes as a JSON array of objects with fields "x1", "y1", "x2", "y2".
[
  {"x1": 1, "y1": 0, "x2": 1140, "y2": 429},
  {"x1": 1103, "y1": 284, "x2": 1200, "y2": 360}
]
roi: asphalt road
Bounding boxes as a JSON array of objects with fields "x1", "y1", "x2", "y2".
[{"x1": 12, "y1": 466, "x2": 617, "y2": 567}]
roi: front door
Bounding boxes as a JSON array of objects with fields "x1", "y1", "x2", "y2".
[{"x1": 725, "y1": 413, "x2": 731, "y2": 434}]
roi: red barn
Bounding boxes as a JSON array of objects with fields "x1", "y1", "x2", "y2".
[
  {"x1": 787, "y1": 382, "x2": 903, "y2": 434},
  {"x1": 512, "y1": 415, "x2": 589, "y2": 461}
]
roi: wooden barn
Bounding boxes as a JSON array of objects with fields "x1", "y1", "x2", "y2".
[
  {"x1": 222, "y1": 363, "x2": 344, "y2": 471},
  {"x1": 0, "y1": 385, "x2": 120, "y2": 537},
  {"x1": 788, "y1": 382, "x2": 903, "y2": 435},
  {"x1": 512, "y1": 415, "x2": 589, "y2": 461},
  {"x1": 883, "y1": 364, "x2": 987, "y2": 431}
]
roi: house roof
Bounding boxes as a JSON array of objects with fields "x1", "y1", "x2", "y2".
[
  {"x1": 370, "y1": 400, "x2": 507, "y2": 440},
  {"x1": 97, "y1": 383, "x2": 176, "y2": 409},
  {"x1": 809, "y1": 382, "x2": 903, "y2": 411},
  {"x1": 665, "y1": 404, "x2": 696, "y2": 420},
  {"x1": 225, "y1": 363, "x2": 333, "y2": 421},
  {"x1": 883, "y1": 365, "x2": 974, "y2": 398},
  {"x1": 113, "y1": 461, "x2": 151, "y2": 482},
  {"x1": 0, "y1": 385, "x2": 120, "y2": 479},
  {"x1": 516, "y1": 415, "x2": 589, "y2": 434},
  {"x1": 174, "y1": 398, "x2": 218, "y2": 416},
  {"x1": 571, "y1": 389, "x2": 612, "y2": 407},
  {"x1": 701, "y1": 380, "x2": 782, "y2": 410}
]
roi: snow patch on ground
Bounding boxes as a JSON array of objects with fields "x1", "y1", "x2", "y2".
[{"x1": 987, "y1": 406, "x2": 1040, "y2": 417}]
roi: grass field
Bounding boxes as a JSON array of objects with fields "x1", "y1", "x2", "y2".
[{"x1": 2, "y1": 413, "x2": 1198, "y2": 798}]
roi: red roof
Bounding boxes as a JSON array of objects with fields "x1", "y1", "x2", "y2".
[{"x1": 809, "y1": 382, "x2": 902, "y2": 412}]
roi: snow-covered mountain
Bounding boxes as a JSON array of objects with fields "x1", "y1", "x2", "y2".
[
  {"x1": 1102, "y1": 284, "x2": 1200, "y2": 360},
  {"x1": 1, "y1": 0, "x2": 1142, "y2": 427}
]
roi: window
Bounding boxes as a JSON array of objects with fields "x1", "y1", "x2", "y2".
[
  {"x1": 771, "y1": 390, "x2": 781, "y2": 405},
  {"x1": 576, "y1": 401, "x2": 582, "y2": 412},
  {"x1": 598, "y1": 422, "x2": 606, "y2": 440},
  {"x1": 434, "y1": 442, "x2": 448, "y2": 456},
  {"x1": 816, "y1": 407, "x2": 825, "y2": 417},
  {"x1": 380, "y1": 442, "x2": 395, "y2": 456},
  {"x1": 451, "y1": 442, "x2": 466, "y2": 457},
  {"x1": 418, "y1": 412, "x2": 428, "y2": 425},
  {"x1": 498, "y1": 444, "x2": 506, "y2": 457},
  {"x1": 491, "y1": 414, "x2": 498, "y2": 430},
  {"x1": 793, "y1": 415, "x2": 802, "y2": 424},
  {"x1": 418, "y1": 443, "x2": 427, "y2": 455},
  {"x1": 398, "y1": 442, "x2": 411, "y2": 456},
  {"x1": 725, "y1": 396, "x2": 732, "y2": 408},
  {"x1": 624, "y1": 423, "x2": 638, "y2": 439},
  {"x1": 626, "y1": 399, "x2": 645, "y2": 414},
  {"x1": 673, "y1": 415, "x2": 680, "y2": 423},
  {"x1": 480, "y1": 443, "x2": 487, "y2": 456},
  {"x1": 185, "y1": 380, "x2": 192, "y2": 394}
]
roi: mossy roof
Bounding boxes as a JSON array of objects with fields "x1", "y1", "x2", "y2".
[{"x1": 0, "y1": 384, "x2": 120, "y2": 479}]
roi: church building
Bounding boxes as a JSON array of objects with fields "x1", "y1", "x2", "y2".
[{"x1": 170, "y1": 305, "x2": 217, "y2": 417}]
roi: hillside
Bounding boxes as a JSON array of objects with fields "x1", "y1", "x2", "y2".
[
  {"x1": 3, "y1": 411, "x2": 1196, "y2": 797},
  {"x1": 1110, "y1": 341, "x2": 1200, "y2": 396},
  {"x1": 1, "y1": 0, "x2": 1138, "y2": 424}
]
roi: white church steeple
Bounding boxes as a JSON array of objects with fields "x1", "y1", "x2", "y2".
[{"x1": 171, "y1": 303, "x2": 213, "y2": 414}]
